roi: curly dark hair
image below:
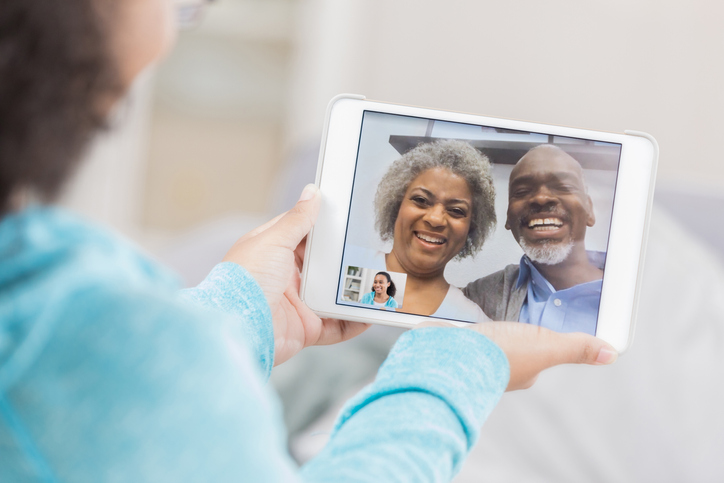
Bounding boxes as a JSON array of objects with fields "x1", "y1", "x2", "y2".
[
  {"x1": 0, "y1": 0, "x2": 122, "y2": 213},
  {"x1": 374, "y1": 139, "x2": 497, "y2": 259}
]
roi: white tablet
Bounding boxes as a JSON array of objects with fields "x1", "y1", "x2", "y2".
[{"x1": 300, "y1": 94, "x2": 657, "y2": 353}]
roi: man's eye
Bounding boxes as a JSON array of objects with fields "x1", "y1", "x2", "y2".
[
  {"x1": 554, "y1": 184, "x2": 576, "y2": 193},
  {"x1": 511, "y1": 188, "x2": 530, "y2": 197}
]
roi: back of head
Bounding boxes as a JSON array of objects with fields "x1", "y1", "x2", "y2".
[{"x1": 0, "y1": 0, "x2": 121, "y2": 214}]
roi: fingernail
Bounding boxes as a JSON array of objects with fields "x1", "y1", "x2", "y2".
[
  {"x1": 595, "y1": 347, "x2": 618, "y2": 365},
  {"x1": 299, "y1": 184, "x2": 318, "y2": 202}
]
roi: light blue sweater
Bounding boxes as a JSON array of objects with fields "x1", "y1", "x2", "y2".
[
  {"x1": 0, "y1": 208, "x2": 509, "y2": 482},
  {"x1": 359, "y1": 291, "x2": 398, "y2": 309}
]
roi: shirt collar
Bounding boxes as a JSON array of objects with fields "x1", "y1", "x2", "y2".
[
  {"x1": 515, "y1": 250, "x2": 606, "y2": 290},
  {"x1": 516, "y1": 256, "x2": 534, "y2": 289}
]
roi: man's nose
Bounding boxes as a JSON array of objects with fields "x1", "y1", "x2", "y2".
[{"x1": 529, "y1": 185, "x2": 557, "y2": 208}]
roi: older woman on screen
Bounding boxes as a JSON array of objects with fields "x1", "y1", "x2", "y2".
[{"x1": 347, "y1": 140, "x2": 496, "y2": 323}]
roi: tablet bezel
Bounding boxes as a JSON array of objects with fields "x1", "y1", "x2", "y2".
[{"x1": 300, "y1": 95, "x2": 657, "y2": 352}]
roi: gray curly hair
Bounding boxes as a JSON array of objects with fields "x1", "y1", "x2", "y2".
[{"x1": 374, "y1": 139, "x2": 496, "y2": 259}]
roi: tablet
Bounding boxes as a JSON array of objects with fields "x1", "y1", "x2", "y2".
[{"x1": 300, "y1": 94, "x2": 658, "y2": 352}]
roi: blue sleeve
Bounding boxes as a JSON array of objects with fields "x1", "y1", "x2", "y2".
[
  {"x1": 301, "y1": 327, "x2": 510, "y2": 482},
  {"x1": 3, "y1": 286, "x2": 299, "y2": 482},
  {"x1": 5, "y1": 290, "x2": 508, "y2": 482},
  {"x1": 359, "y1": 292, "x2": 374, "y2": 305},
  {"x1": 387, "y1": 297, "x2": 399, "y2": 308},
  {"x1": 179, "y1": 262, "x2": 275, "y2": 380}
]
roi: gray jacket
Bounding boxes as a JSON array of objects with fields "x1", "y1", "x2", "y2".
[{"x1": 462, "y1": 264, "x2": 527, "y2": 321}]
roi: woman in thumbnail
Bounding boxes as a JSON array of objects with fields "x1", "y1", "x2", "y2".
[
  {"x1": 351, "y1": 139, "x2": 496, "y2": 322},
  {"x1": 359, "y1": 271, "x2": 399, "y2": 309}
]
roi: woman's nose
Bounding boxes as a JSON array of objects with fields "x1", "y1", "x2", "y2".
[{"x1": 424, "y1": 204, "x2": 446, "y2": 226}]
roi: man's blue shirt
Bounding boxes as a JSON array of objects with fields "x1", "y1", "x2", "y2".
[{"x1": 517, "y1": 252, "x2": 605, "y2": 336}]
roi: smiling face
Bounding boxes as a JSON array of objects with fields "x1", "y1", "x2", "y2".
[
  {"x1": 372, "y1": 274, "x2": 391, "y2": 295},
  {"x1": 505, "y1": 146, "x2": 595, "y2": 264},
  {"x1": 391, "y1": 167, "x2": 473, "y2": 278}
]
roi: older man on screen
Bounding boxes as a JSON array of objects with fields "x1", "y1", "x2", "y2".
[{"x1": 463, "y1": 144, "x2": 604, "y2": 335}]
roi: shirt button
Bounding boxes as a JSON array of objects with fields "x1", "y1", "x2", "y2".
[{"x1": 554, "y1": 299, "x2": 562, "y2": 307}]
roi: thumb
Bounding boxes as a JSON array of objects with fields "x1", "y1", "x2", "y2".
[
  {"x1": 464, "y1": 322, "x2": 618, "y2": 392},
  {"x1": 552, "y1": 332, "x2": 619, "y2": 366},
  {"x1": 264, "y1": 184, "x2": 321, "y2": 250}
]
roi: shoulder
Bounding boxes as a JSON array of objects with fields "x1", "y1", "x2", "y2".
[
  {"x1": 463, "y1": 264, "x2": 520, "y2": 297},
  {"x1": 12, "y1": 282, "x2": 248, "y2": 387},
  {"x1": 1, "y1": 207, "x2": 179, "y2": 296},
  {"x1": 587, "y1": 250, "x2": 606, "y2": 270},
  {"x1": 3, "y1": 274, "x2": 269, "y2": 439},
  {"x1": 360, "y1": 291, "x2": 374, "y2": 304},
  {"x1": 1, "y1": 208, "x2": 183, "y2": 384},
  {"x1": 435, "y1": 286, "x2": 490, "y2": 323},
  {"x1": 461, "y1": 265, "x2": 523, "y2": 321},
  {"x1": 446, "y1": 285, "x2": 473, "y2": 303}
]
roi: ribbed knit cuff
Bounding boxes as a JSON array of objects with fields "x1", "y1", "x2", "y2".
[
  {"x1": 333, "y1": 327, "x2": 509, "y2": 449},
  {"x1": 180, "y1": 262, "x2": 274, "y2": 380}
]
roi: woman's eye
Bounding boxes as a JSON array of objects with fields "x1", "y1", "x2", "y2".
[
  {"x1": 448, "y1": 208, "x2": 467, "y2": 218},
  {"x1": 411, "y1": 196, "x2": 428, "y2": 205}
]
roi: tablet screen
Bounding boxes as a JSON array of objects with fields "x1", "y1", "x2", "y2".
[{"x1": 337, "y1": 110, "x2": 621, "y2": 335}]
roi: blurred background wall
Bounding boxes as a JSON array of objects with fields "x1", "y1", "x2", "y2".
[
  {"x1": 61, "y1": 0, "x2": 294, "y2": 247},
  {"x1": 287, "y1": 0, "x2": 724, "y2": 193},
  {"x1": 60, "y1": 0, "x2": 724, "y2": 255}
]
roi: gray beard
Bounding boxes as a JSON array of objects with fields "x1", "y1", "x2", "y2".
[{"x1": 519, "y1": 238, "x2": 574, "y2": 265}]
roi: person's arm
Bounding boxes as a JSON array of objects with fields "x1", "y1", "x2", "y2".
[
  {"x1": 8, "y1": 287, "x2": 505, "y2": 483},
  {"x1": 175, "y1": 185, "x2": 368, "y2": 378},
  {"x1": 178, "y1": 249, "x2": 506, "y2": 481},
  {"x1": 7, "y1": 285, "x2": 615, "y2": 482},
  {"x1": 301, "y1": 327, "x2": 509, "y2": 482},
  {"x1": 180, "y1": 262, "x2": 275, "y2": 380},
  {"x1": 5, "y1": 286, "x2": 300, "y2": 482}
]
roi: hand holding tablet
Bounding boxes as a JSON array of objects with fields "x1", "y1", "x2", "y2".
[
  {"x1": 222, "y1": 184, "x2": 369, "y2": 366},
  {"x1": 416, "y1": 320, "x2": 618, "y2": 390},
  {"x1": 301, "y1": 95, "x2": 657, "y2": 353}
]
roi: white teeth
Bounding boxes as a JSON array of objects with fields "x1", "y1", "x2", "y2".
[
  {"x1": 528, "y1": 218, "x2": 563, "y2": 228},
  {"x1": 416, "y1": 232, "x2": 445, "y2": 244}
]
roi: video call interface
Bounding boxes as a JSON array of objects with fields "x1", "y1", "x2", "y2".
[{"x1": 337, "y1": 111, "x2": 622, "y2": 335}]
